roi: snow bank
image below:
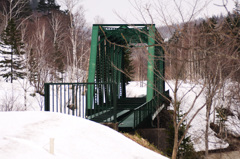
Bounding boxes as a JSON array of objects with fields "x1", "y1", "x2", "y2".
[
  {"x1": 165, "y1": 81, "x2": 230, "y2": 151},
  {"x1": 126, "y1": 81, "x2": 235, "y2": 151},
  {"x1": 0, "y1": 78, "x2": 42, "y2": 111},
  {"x1": 0, "y1": 111, "x2": 168, "y2": 159},
  {"x1": 0, "y1": 78, "x2": 239, "y2": 154},
  {"x1": 126, "y1": 81, "x2": 147, "y2": 97}
]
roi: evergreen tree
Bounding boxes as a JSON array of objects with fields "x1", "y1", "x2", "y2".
[
  {"x1": 37, "y1": 0, "x2": 60, "y2": 12},
  {"x1": 167, "y1": 103, "x2": 197, "y2": 158},
  {"x1": 177, "y1": 111, "x2": 196, "y2": 159},
  {"x1": 37, "y1": 0, "x2": 47, "y2": 11},
  {"x1": 0, "y1": 19, "x2": 26, "y2": 83},
  {"x1": 47, "y1": 0, "x2": 60, "y2": 9},
  {"x1": 223, "y1": 4, "x2": 240, "y2": 80}
]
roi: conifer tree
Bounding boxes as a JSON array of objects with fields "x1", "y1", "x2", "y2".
[
  {"x1": 167, "y1": 103, "x2": 197, "y2": 158},
  {"x1": 0, "y1": 19, "x2": 26, "y2": 83},
  {"x1": 223, "y1": 3, "x2": 240, "y2": 80},
  {"x1": 38, "y1": 0, "x2": 47, "y2": 11},
  {"x1": 48, "y1": 0, "x2": 60, "y2": 9},
  {"x1": 37, "y1": 0, "x2": 60, "y2": 11},
  {"x1": 177, "y1": 111, "x2": 196, "y2": 159}
]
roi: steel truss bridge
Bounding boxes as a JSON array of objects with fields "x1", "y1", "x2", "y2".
[{"x1": 44, "y1": 24, "x2": 170, "y2": 130}]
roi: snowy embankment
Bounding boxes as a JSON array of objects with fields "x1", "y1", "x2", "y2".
[
  {"x1": 0, "y1": 78, "x2": 167, "y2": 158},
  {"x1": 0, "y1": 79, "x2": 42, "y2": 111},
  {"x1": 126, "y1": 81, "x2": 240, "y2": 152},
  {"x1": 0, "y1": 79, "x2": 239, "y2": 157},
  {"x1": 0, "y1": 111, "x2": 167, "y2": 159}
]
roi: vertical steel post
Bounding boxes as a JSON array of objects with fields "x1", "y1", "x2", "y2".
[
  {"x1": 160, "y1": 46, "x2": 165, "y2": 94},
  {"x1": 121, "y1": 51, "x2": 126, "y2": 98},
  {"x1": 147, "y1": 25, "x2": 155, "y2": 102},
  {"x1": 52, "y1": 84, "x2": 54, "y2": 112},
  {"x1": 155, "y1": 46, "x2": 165, "y2": 95},
  {"x1": 113, "y1": 83, "x2": 117, "y2": 123},
  {"x1": 72, "y1": 84, "x2": 75, "y2": 115},
  {"x1": 87, "y1": 25, "x2": 99, "y2": 109},
  {"x1": 44, "y1": 83, "x2": 50, "y2": 111},
  {"x1": 118, "y1": 48, "x2": 123, "y2": 98}
]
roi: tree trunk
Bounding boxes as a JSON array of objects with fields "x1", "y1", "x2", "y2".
[
  {"x1": 205, "y1": 101, "x2": 211, "y2": 158},
  {"x1": 172, "y1": 128, "x2": 179, "y2": 159},
  {"x1": 172, "y1": 88, "x2": 179, "y2": 159},
  {"x1": 205, "y1": 112, "x2": 209, "y2": 157}
]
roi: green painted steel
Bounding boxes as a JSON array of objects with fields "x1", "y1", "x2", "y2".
[
  {"x1": 154, "y1": 45, "x2": 165, "y2": 95},
  {"x1": 85, "y1": 24, "x2": 167, "y2": 127},
  {"x1": 44, "y1": 82, "x2": 118, "y2": 122},
  {"x1": 44, "y1": 24, "x2": 168, "y2": 129},
  {"x1": 88, "y1": 24, "x2": 160, "y2": 101},
  {"x1": 44, "y1": 24, "x2": 169, "y2": 128},
  {"x1": 87, "y1": 26, "x2": 99, "y2": 109},
  {"x1": 88, "y1": 26, "x2": 99, "y2": 83},
  {"x1": 146, "y1": 25, "x2": 156, "y2": 102}
]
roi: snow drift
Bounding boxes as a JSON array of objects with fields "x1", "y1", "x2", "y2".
[{"x1": 0, "y1": 111, "x2": 168, "y2": 159}]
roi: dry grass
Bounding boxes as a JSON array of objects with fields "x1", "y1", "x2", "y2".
[{"x1": 123, "y1": 132, "x2": 166, "y2": 156}]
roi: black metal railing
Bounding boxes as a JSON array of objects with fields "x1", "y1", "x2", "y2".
[
  {"x1": 133, "y1": 94, "x2": 164, "y2": 128},
  {"x1": 133, "y1": 99, "x2": 153, "y2": 128},
  {"x1": 44, "y1": 83, "x2": 117, "y2": 122}
]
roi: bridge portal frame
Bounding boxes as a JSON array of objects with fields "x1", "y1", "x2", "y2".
[{"x1": 87, "y1": 24, "x2": 165, "y2": 110}]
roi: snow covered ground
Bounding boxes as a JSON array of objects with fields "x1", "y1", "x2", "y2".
[
  {"x1": 0, "y1": 111, "x2": 167, "y2": 159},
  {"x1": 0, "y1": 78, "x2": 167, "y2": 159},
  {"x1": 0, "y1": 79, "x2": 42, "y2": 111},
  {"x1": 0, "y1": 79, "x2": 239, "y2": 158},
  {"x1": 126, "y1": 81, "x2": 240, "y2": 152}
]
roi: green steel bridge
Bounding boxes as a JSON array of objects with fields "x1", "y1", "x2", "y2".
[{"x1": 44, "y1": 24, "x2": 170, "y2": 130}]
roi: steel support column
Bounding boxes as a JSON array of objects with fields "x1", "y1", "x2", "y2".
[
  {"x1": 147, "y1": 25, "x2": 155, "y2": 102},
  {"x1": 87, "y1": 26, "x2": 99, "y2": 109}
]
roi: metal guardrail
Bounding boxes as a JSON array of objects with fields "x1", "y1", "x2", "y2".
[
  {"x1": 133, "y1": 94, "x2": 164, "y2": 128},
  {"x1": 133, "y1": 99, "x2": 154, "y2": 128},
  {"x1": 44, "y1": 82, "x2": 169, "y2": 128},
  {"x1": 44, "y1": 83, "x2": 117, "y2": 122}
]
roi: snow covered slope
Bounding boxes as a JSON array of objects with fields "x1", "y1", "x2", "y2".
[
  {"x1": 126, "y1": 81, "x2": 240, "y2": 151},
  {"x1": 0, "y1": 111, "x2": 168, "y2": 159}
]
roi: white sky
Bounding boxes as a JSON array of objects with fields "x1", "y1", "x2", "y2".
[
  {"x1": 82, "y1": 0, "x2": 134, "y2": 24},
  {"x1": 59, "y1": 0, "x2": 236, "y2": 26}
]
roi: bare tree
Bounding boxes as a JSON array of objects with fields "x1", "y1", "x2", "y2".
[
  {"x1": 0, "y1": 0, "x2": 29, "y2": 28},
  {"x1": 23, "y1": 16, "x2": 53, "y2": 95},
  {"x1": 49, "y1": 11, "x2": 65, "y2": 45},
  {"x1": 60, "y1": 0, "x2": 90, "y2": 82},
  {"x1": 131, "y1": 46, "x2": 148, "y2": 86},
  {"x1": 126, "y1": 0, "x2": 240, "y2": 158}
]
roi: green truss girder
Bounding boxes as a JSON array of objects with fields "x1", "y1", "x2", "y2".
[{"x1": 87, "y1": 24, "x2": 165, "y2": 108}]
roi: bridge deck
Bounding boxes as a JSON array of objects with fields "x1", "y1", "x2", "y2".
[{"x1": 89, "y1": 97, "x2": 146, "y2": 128}]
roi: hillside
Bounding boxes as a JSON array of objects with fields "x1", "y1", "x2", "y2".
[{"x1": 126, "y1": 81, "x2": 240, "y2": 152}]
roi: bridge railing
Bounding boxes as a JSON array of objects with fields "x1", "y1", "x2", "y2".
[
  {"x1": 44, "y1": 82, "x2": 117, "y2": 121},
  {"x1": 133, "y1": 99, "x2": 153, "y2": 128},
  {"x1": 133, "y1": 93, "x2": 165, "y2": 128}
]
